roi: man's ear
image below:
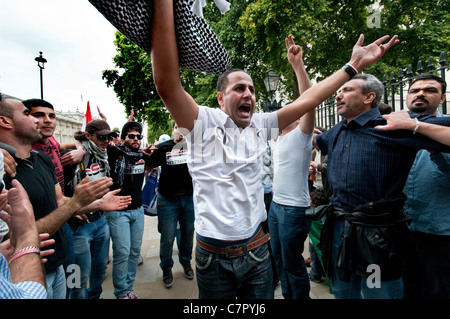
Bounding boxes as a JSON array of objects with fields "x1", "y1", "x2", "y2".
[
  {"x1": 0, "y1": 116, "x2": 13, "y2": 129},
  {"x1": 364, "y1": 92, "x2": 376, "y2": 106},
  {"x1": 217, "y1": 91, "x2": 224, "y2": 110}
]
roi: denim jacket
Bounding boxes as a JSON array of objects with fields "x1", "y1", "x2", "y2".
[{"x1": 403, "y1": 113, "x2": 450, "y2": 236}]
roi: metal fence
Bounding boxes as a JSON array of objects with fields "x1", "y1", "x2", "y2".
[{"x1": 315, "y1": 51, "x2": 449, "y2": 130}]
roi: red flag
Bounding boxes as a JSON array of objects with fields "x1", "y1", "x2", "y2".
[{"x1": 81, "y1": 101, "x2": 92, "y2": 131}]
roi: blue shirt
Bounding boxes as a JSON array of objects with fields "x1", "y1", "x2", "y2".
[
  {"x1": 316, "y1": 107, "x2": 450, "y2": 212},
  {"x1": 0, "y1": 254, "x2": 46, "y2": 299},
  {"x1": 403, "y1": 113, "x2": 450, "y2": 235}
]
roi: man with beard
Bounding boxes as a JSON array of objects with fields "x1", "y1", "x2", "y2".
[
  {"x1": 22, "y1": 99, "x2": 85, "y2": 194},
  {"x1": 314, "y1": 74, "x2": 450, "y2": 299},
  {"x1": 105, "y1": 121, "x2": 150, "y2": 299},
  {"x1": 0, "y1": 97, "x2": 118, "y2": 298},
  {"x1": 396, "y1": 74, "x2": 450, "y2": 298},
  {"x1": 67, "y1": 119, "x2": 132, "y2": 299},
  {"x1": 22, "y1": 98, "x2": 85, "y2": 298}
]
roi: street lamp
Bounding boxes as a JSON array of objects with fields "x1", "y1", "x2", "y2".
[
  {"x1": 35, "y1": 51, "x2": 47, "y2": 99},
  {"x1": 263, "y1": 67, "x2": 282, "y2": 112}
]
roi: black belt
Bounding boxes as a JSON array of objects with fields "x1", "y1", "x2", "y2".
[
  {"x1": 196, "y1": 228, "x2": 270, "y2": 258},
  {"x1": 69, "y1": 211, "x2": 103, "y2": 227}
]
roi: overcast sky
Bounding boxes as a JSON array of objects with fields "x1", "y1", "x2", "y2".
[{"x1": 0, "y1": 0, "x2": 129, "y2": 130}]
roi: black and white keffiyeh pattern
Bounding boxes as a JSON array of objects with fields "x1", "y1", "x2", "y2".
[
  {"x1": 72, "y1": 140, "x2": 110, "y2": 187},
  {"x1": 89, "y1": 0, "x2": 232, "y2": 74},
  {"x1": 114, "y1": 144, "x2": 144, "y2": 187}
]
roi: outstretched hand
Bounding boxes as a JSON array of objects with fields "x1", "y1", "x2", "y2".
[
  {"x1": 72, "y1": 176, "x2": 113, "y2": 210},
  {"x1": 100, "y1": 189, "x2": 132, "y2": 211},
  {"x1": 349, "y1": 34, "x2": 399, "y2": 71}
]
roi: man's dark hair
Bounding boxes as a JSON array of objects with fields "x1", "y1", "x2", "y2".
[
  {"x1": 217, "y1": 69, "x2": 250, "y2": 93},
  {"x1": 410, "y1": 74, "x2": 447, "y2": 94},
  {"x1": 22, "y1": 98, "x2": 54, "y2": 110},
  {"x1": 378, "y1": 102, "x2": 393, "y2": 115}
]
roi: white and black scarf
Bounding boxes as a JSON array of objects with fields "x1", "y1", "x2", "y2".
[
  {"x1": 72, "y1": 140, "x2": 110, "y2": 187},
  {"x1": 115, "y1": 144, "x2": 144, "y2": 187}
]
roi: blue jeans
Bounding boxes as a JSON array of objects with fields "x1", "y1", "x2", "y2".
[
  {"x1": 195, "y1": 242, "x2": 274, "y2": 299},
  {"x1": 330, "y1": 220, "x2": 404, "y2": 299},
  {"x1": 268, "y1": 201, "x2": 311, "y2": 299},
  {"x1": 157, "y1": 193, "x2": 195, "y2": 271},
  {"x1": 105, "y1": 207, "x2": 144, "y2": 298},
  {"x1": 46, "y1": 265, "x2": 67, "y2": 299},
  {"x1": 69, "y1": 215, "x2": 110, "y2": 299},
  {"x1": 62, "y1": 222, "x2": 75, "y2": 298}
]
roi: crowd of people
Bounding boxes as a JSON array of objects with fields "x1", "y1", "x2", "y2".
[{"x1": 1, "y1": 0, "x2": 449, "y2": 301}]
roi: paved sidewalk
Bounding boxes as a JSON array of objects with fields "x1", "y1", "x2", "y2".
[{"x1": 100, "y1": 215, "x2": 334, "y2": 299}]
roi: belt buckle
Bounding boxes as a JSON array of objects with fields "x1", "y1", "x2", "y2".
[{"x1": 225, "y1": 244, "x2": 244, "y2": 258}]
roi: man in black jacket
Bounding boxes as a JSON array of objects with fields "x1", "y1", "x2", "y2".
[{"x1": 147, "y1": 122, "x2": 195, "y2": 288}]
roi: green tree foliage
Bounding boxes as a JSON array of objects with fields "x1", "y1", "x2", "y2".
[
  {"x1": 102, "y1": 32, "x2": 172, "y2": 143},
  {"x1": 102, "y1": 0, "x2": 449, "y2": 132}
]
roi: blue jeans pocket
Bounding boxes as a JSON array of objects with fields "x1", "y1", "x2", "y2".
[
  {"x1": 195, "y1": 247, "x2": 215, "y2": 275},
  {"x1": 248, "y1": 243, "x2": 270, "y2": 262}
]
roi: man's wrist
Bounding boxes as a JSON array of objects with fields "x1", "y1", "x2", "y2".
[
  {"x1": 342, "y1": 63, "x2": 359, "y2": 79},
  {"x1": 8, "y1": 246, "x2": 40, "y2": 265},
  {"x1": 66, "y1": 196, "x2": 83, "y2": 214},
  {"x1": 348, "y1": 60, "x2": 363, "y2": 73},
  {"x1": 412, "y1": 118, "x2": 420, "y2": 134}
]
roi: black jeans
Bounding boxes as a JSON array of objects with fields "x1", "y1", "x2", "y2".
[{"x1": 404, "y1": 231, "x2": 450, "y2": 299}]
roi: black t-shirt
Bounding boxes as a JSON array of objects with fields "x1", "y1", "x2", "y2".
[
  {"x1": 147, "y1": 139, "x2": 193, "y2": 197},
  {"x1": 107, "y1": 145, "x2": 148, "y2": 210},
  {"x1": 4, "y1": 151, "x2": 66, "y2": 274}
]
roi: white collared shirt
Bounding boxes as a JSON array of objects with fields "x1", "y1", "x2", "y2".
[{"x1": 185, "y1": 105, "x2": 278, "y2": 241}]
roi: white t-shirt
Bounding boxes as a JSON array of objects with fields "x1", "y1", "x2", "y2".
[
  {"x1": 272, "y1": 125, "x2": 313, "y2": 207},
  {"x1": 185, "y1": 105, "x2": 278, "y2": 241}
]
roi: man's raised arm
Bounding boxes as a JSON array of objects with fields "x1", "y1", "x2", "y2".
[
  {"x1": 277, "y1": 34, "x2": 399, "y2": 131},
  {"x1": 285, "y1": 35, "x2": 315, "y2": 134},
  {"x1": 151, "y1": 0, "x2": 198, "y2": 132}
]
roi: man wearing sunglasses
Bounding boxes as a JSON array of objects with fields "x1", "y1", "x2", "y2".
[
  {"x1": 105, "y1": 121, "x2": 149, "y2": 299},
  {"x1": 67, "y1": 119, "x2": 132, "y2": 299}
]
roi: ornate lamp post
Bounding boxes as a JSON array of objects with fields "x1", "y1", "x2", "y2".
[
  {"x1": 35, "y1": 51, "x2": 47, "y2": 99},
  {"x1": 263, "y1": 68, "x2": 282, "y2": 112}
]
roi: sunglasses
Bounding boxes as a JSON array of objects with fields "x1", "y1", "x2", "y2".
[
  {"x1": 127, "y1": 134, "x2": 143, "y2": 140},
  {"x1": 95, "y1": 134, "x2": 113, "y2": 142}
]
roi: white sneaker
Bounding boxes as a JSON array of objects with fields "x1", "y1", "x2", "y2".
[{"x1": 118, "y1": 290, "x2": 138, "y2": 299}]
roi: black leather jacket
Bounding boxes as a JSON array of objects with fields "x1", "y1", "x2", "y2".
[{"x1": 318, "y1": 195, "x2": 412, "y2": 282}]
